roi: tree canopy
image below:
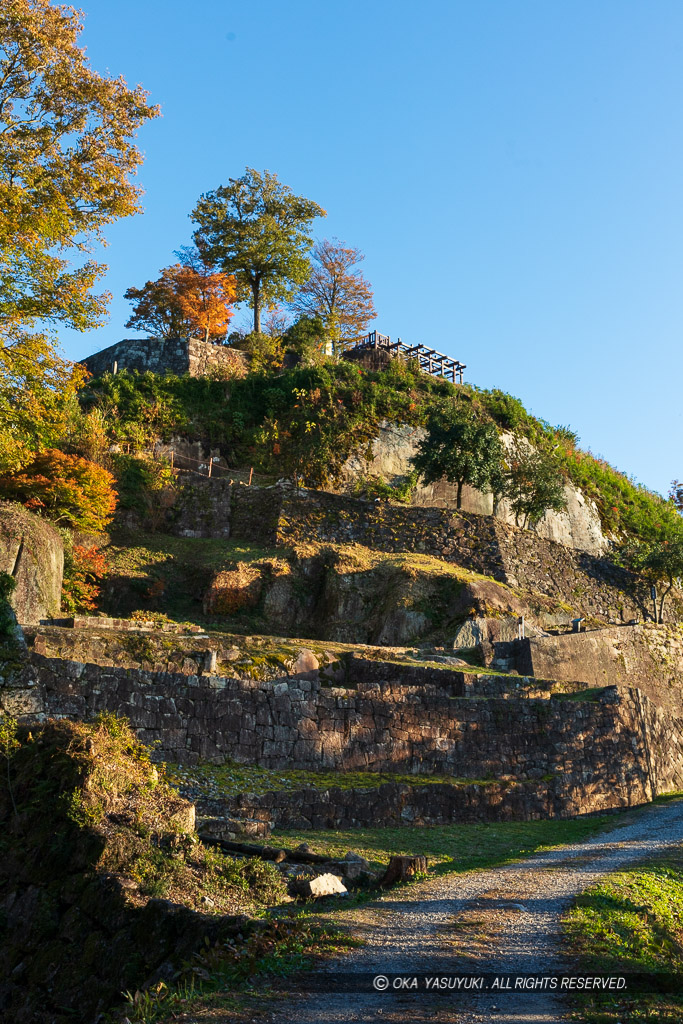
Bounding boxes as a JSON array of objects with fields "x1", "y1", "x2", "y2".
[
  {"x1": 0, "y1": 329, "x2": 87, "y2": 474},
  {"x1": 411, "y1": 404, "x2": 504, "y2": 509},
  {"x1": 503, "y1": 436, "x2": 567, "y2": 528},
  {"x1": 191, "y1": 168, "x2": 325, "y2": 334},
  {"x1": 0, "y1": 0, "x2": 159, "y2": 333},
  {"x1": 292, "y1": 238, "x2": 376, "y2": 352},
  {"x1": 125, "y1": 265, "x2": 194, "y2": 339},
  {"x1": 125, "y1": 257, "x2": 237, "y2": 342},
  {"x1": 0, "y1": 448, "x2": 117, "y2": 531}
]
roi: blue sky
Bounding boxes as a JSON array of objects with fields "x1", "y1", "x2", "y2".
[{"x1": 59, "y1": 1, "x2": 683, "y2": 496}]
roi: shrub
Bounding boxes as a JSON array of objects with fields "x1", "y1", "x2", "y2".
[
  {"x1": 111, "y1": 453, "x2": 175, "y2": 530},
  {"x1": 61, "y1": 541, "x2": 108, "y2": 614},
  {"x1": 0, "y1": 449, "x2": 117, "y2": 531}
]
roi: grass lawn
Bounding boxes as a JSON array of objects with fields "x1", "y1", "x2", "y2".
[
  {"x1": 273, "y1": 815, "x2": 619, "y2": 877},
  {"x1": 563, "y1": 841, "x2": 683, "y2": 1023},
  {"x1": 165, "y1": 760, "x2": 518, "y2": 799}
]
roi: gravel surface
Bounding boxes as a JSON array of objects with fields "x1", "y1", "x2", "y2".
[{"x1": 267, "y1": 798, "x2": 683, "y2": 1024}]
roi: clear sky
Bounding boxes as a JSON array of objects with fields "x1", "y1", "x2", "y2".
[{"x1": 58, "y1": 0, "x2": 683, "y2": 496}]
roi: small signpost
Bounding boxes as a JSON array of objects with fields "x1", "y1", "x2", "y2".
[{"x1": 517, "y1": 615, "x2": 525, "y2": 640}]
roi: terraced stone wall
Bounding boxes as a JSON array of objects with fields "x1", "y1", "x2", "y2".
[
  {"x1": 197, "y1": 777, "x2": 625, "y2": 830},
  {"x1": 161, "y1": 483, "x2": 683, "y2": 624},
  {"x1": 274, "y1": 491, "x2": 669, "y2": 623},
  {"x1": 12, "y1": 654, "x2": 683, "y2": 815}
]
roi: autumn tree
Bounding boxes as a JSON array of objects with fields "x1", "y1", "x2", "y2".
[
  {"x1": 0, "y1": 329, "x2": 87, "y2": 475},
  {"x1": 292, "y1": 238, "x2": 376, "y2": 352},
  {"x1": 0, "y1": 0, "x2": 159, "y2": 332},
  {"x1": 174, "y1": 248, "x2": 237, "y2": 342},
  {"x1": 411, "y1": 405, "x2": 504, "y2": 509},
  {"x1": 191, "y1": 168, "x2": 325, "y2": 334},
  {"x1": 124, "y1": 265, "x2": 193, "y2": 338},
  {"x1": 125, "y1": 259, "x2": 237, "y2": 342},
  {"x1": 0, "y1": 449, "x2": 117, "y2": 532}
]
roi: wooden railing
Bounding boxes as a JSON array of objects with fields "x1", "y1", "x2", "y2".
[{"x1": 349, "y1": 331, "x2": 466, "y2": 384}]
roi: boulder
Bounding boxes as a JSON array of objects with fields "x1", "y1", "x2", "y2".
[
  {"x1": 341, "y1": 851, "x2": 374, "y2": 882},
  {"x1": 292, "y1": 872, "x2": 347, "y2": 898},
  {"x1": 0, "y1": 502, "x2": 63, "y2": 623},
  {"x1": 290, "y1": 648, "x2": 319, "y2": 674}
]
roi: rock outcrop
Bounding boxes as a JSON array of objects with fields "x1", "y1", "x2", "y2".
[{"x1": 0, "y1": 502, "x2": 63, "y2": 623}]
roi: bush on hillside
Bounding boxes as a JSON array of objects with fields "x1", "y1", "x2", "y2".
[
  {"x1": 0, "y1": 571, "x2": 16, "y2": 635},
  {"x1": 61, "y1": 540, "x2": 108, "y2": 614},
  {"x1": 0, "y1": 450, "x2": 117, "y2": 532},
  {"x1": 111, "y1": 453, "x2": 175, "y2": 530},
  {"x1": 82, "y1": 361, "x2": 675, "y2": 546}
]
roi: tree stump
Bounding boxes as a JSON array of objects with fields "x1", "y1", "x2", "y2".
[{"x1": 380, "y1": 855, "x2": 428, "y2": 887}]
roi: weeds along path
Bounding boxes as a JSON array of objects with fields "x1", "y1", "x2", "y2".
[{"x1": 268, "y1": 798, "x2": 683, "y2": 1024}]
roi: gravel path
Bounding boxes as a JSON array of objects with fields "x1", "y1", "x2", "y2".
[{"x1": 267, "y1": 798, "x2": 683, "y2": 1024}]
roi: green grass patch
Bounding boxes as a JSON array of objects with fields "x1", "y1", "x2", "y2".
[
  {"x1": 563, "y1": 842, "x2": 683, "y2": 1022},
  {"x1": 273, "y1": 816, "x2": 614, "y2": 875},
  {"x1": 165, "y1": 760, "x2": 510, "y2": 799}
]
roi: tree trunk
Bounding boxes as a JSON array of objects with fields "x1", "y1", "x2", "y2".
[
  {"x1": 252, "y1": 278, "x2": 261, "y2": 334},
  {"x1": 659, "y1": 579, "x2": 674, "y2": 623},
  {"x1": 380, "y1": 855, "x2": 428, "y2": 887},
  {"x1": 456, "y1": 480, "x2": 463, "y2": 509}
]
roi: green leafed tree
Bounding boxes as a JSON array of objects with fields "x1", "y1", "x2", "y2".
[
  {"x1": 411, "y1": 404, "x2": 504, "y2": 509},
  {"x1": 190, "y1": 168, "x2": 325, "y2": 335},
  {"x1": 503, "y1": 437, "x2": 567, "y2": 528},
  {"x1": 621, "y1": 505, "x2": 683, "y2": 622},
  {"x1": 0, "y1": 0, "x2": 159, "y2": 333}
]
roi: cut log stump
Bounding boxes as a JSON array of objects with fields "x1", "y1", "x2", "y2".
[{"x1": 380, "y1": 855, "x2": 428, "y2": 887}]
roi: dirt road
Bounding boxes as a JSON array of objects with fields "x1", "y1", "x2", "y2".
[{"x1": 267, "y1": 798, "x2": 683, "y2": 1024}]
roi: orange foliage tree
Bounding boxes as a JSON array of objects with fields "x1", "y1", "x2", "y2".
[
  {"x1": 176, "y1": 266, "x2": 237, "y2": 342},
  {"x1": 61, "y1": 543, "x2": 108, "y2": 613},
  {"x1": 124, "y1": 256, "x2": 237, "y2": 342},
  {"x1": 0, "y1": 449, "x2": 117, "y2": 532}
]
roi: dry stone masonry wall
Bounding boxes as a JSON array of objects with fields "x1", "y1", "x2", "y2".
[
  {"x1": 81, "y1": 337, "x2": 247, "y2": 378},
  {"x1": 8, "y1": 653, "x2": 683, "y2": 819},
  {"x1": 164, "y1": 482, "x2": 678, "y2": 625},
  {"x1": 516, "y1": 623, "x2": 683, "y2": 718}
]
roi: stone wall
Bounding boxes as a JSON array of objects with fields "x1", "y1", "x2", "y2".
[
  {"x1": 172, "y1": 478, "x2": 233, "y2": 538},
  {"x1": 516, "y1": 623, "x2": 683, "y2": 718},
  {"x1": 81, "y1": 337, "x2": 248, "y2": 378},
  {"x1": 158, "y1": 482, "x2": 680, "y2": 626},
  {"x1": 274, "y1": 490, "x2": 669, "y2": 624},
  {"x1": 195, "y1": 776, "x2": 638, "y2": 831},
  {"x1": 0, "y1": 503, "x2": 63, "y2": 623},
  {"x1": 10, "y1": 655, "x2": 683, "y2": 813}
]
